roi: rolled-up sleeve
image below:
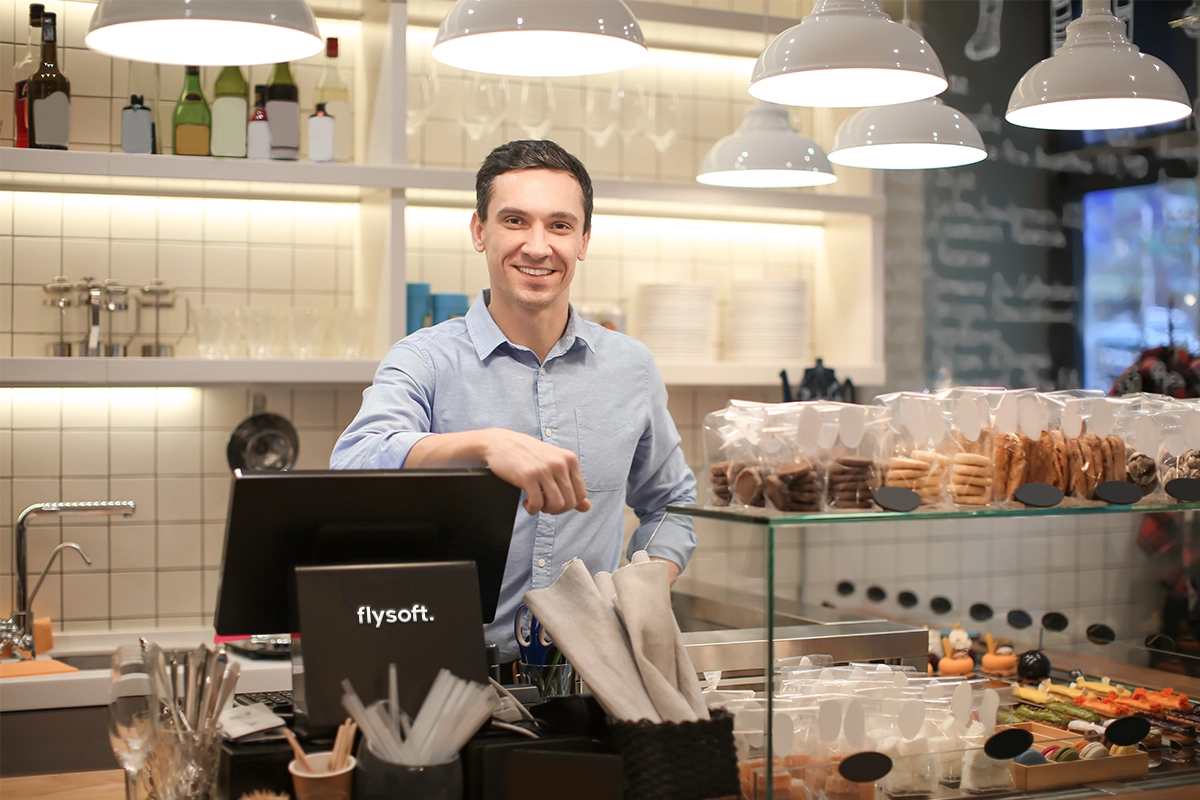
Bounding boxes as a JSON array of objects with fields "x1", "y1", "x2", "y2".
[
  {"x1": 330, "y1": 340, "x2": 437, "y2": 469},
  {"x1": 624, "y1": 351, "x2": 697, "y2": 571}
]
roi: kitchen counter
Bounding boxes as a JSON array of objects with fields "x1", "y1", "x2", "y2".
[{"x1": 0, "y1": 628, "x2": 291, "y2": 712}]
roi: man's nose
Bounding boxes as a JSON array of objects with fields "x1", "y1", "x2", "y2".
[{"x1": 522, "y1": 225, "x2": 552, "y2": 258}]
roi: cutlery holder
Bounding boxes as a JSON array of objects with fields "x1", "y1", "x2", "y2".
[{"x1": 607, "y1": 709, "x2": 739, "y2": 800}]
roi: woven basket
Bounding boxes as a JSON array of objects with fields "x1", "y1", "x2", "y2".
[{"x1": 608, "y1": 709, "x2": 739, "y2": 800}]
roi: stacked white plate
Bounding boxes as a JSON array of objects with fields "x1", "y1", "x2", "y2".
[
  {"x1": 634, "y1": 282, "x2": 716, "y2": 361},
  {"x1": 724, "y1": 279, "x2": 809, "y2": 362}
]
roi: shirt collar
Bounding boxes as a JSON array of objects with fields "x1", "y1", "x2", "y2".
[{"x1": 465, "y1": 289, "x2": 596, "y2": 362}]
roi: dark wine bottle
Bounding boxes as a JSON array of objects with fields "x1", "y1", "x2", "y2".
[{"x1": 26, "y1": 9, "x2": 69, "y2": 150}]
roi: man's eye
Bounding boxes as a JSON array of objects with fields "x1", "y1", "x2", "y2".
[{"x1": 505, "y1": 217, "x2": 522, "y2": 225}]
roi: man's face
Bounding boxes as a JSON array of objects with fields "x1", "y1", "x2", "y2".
[{"x1": 471, "y1": 169, "x2": 590, "y2": 316}]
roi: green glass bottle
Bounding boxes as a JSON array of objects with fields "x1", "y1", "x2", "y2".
[
  {"x1": 173, "y1": 66, "x2": 210, "y2": 156},
  {"x1": 266, "y1": 62, "x2": 300, "y2": 160},
  {"x1": 210, "y1": 65, "x2": 248, "y2": 158}
]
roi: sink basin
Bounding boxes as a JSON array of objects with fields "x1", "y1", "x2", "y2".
[{"x1": 53, "y1": 654, "x2": 114, "y2": 670}]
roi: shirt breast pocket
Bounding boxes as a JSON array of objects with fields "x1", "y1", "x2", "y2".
[{"x1": 575, "y1": 409, "x2": 639, "y2": 492}]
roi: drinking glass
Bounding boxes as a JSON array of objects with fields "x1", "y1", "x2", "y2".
[
  {"x1": 108, "y1": 647, "x2": 154, "y2": 800},
  {"x1": 406, "y1": 50, "x2": 440, "y2": 136},
  {"x1": 289, "y1": 307, "x2": 324, "y2": 359},
  {"x1": 645, "y1": 91, "x2": 680, "y2": 154},
  {"x1": 331, "y1": 308, "x2": 368, "y2": 359},
  {"x1": 460, "y1": 73, "x2": 508, "y2": 141},
  {"x1": 583, "y1": 79, "x2": 620, "y2": 148},
  {"x1": 195, "y1": 306, "x2": 244, "y2": 359},
  {"x1": 515, "y1": 80, "x2": 556, "y2": 140},
  {"x1": 245, "y1": 307, "x2": 286, "y2": 360}
]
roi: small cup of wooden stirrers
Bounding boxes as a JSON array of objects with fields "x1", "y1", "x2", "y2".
[{"x1": 285, "y1": 719, "x2": 359, "y2": 800}]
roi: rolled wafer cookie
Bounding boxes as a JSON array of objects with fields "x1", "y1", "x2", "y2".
[
  {"x1": 1049, "y1": 429, "x2": 1068, "y2": 490},
  {"x1": 993, "y1": 433, "x2": 1013, "y2": 502},
  {"x1": 1108, "y1": 436, "x2": 1126, "y2": 482}
]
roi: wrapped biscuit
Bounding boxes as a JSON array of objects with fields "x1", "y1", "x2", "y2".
[
  {"x1": 821, "y1": 403, "x2": 887, "y2": 512},
  {"x1": 701, "y1": 402, "x2": 773, "y2": 509},
  {"x1": 876, "y1": 392, "x2": 954, "y2": 507},
  {"x1": 760, "y1": 403, "x2": 824, "y2": 514},
  {"x1": 1109, "y1": 403, "x2": 1163, "y2": 500}
]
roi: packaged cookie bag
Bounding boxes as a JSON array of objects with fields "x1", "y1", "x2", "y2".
[
  {"x1": 701, "y1": 403, "x2": 768, "y2": 508},
  {"x1": 945, "y1": 390, "x2": 1001, "y2": 508},
  {"x1": 876, "y1": 392, "x2": 953, "y2": 507},
  {"x1": 762, "y1": 402, "x2": 824, "y2": 514},
  {"x1": 822, "y1": 403, "x2": 883, "y2": 512},
  {"x1": 1099, "y1": 399, "x2": 1157, "y2": 499}
]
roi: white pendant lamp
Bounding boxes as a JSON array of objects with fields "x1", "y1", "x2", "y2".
[
  {"x1": 85, "y1": 0, "x2": 323, "y2": 65},
  {"x1": 697, "y1": 102, "x2": 837, "y2": 188},
  {"x1": 1006, "y1": 0, "x2": 1191, "y2": 130},
  {"x1": 432, "y1": 0, "x2": 648, "y2": 78},
  {"x1": 829, "y1": 98, "x2": 987, "y2": 170},
  {"x1": 748, "y1": 0, "x2": 946, "y2": 108}
]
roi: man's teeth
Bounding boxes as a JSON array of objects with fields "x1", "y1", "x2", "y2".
[{"x1": 517, "y1": 267, "x2": 552, "y2": 276}]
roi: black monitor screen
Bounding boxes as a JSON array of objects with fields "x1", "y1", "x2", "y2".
[{"x1": 213, "y1": 469, "x2": 520, "y2": 636}]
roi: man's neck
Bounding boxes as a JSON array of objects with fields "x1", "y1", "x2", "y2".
[{"x1": 487, "y1": 296, "x2": 570, "y2": 363}]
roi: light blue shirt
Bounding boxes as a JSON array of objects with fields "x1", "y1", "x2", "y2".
[{"x1": 331, "y1": 290, "x2": 697, "y2": 661}]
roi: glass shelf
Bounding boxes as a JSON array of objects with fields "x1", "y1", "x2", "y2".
[{"x1": 670, "y1": 500, "x2": 1200, "y2": 526}]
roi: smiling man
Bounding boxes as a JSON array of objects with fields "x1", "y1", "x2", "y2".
[{"x1": 331, "y1": 140, "x2": 697, "y2": 662}]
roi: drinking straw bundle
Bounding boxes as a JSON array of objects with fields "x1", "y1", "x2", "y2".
[{"x1": 340, "y1": 668, "x2": 498, "y2": 766}]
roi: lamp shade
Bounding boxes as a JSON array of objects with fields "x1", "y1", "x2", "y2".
[
  {"x1": 829, "y1": 98, "x2": 987, "y2": 169},
  {"x1": 1006, "y1": 0, "x2": 1191, "y2": 130},
  {"x1": 749, "y1": 0, "x2": 946, "y2": 108},
  {"x1": 85, "y1": 0, "x2": 323, "y2": 65},
  {"x1": 697, "y1": 102, "x2": 837, "y2": 188},
  {"x1": 432, "y1": 0, "x2": 647, "y2": 77}
]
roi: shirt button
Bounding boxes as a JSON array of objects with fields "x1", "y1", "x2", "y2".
[
  {"x1": 538, "y1": 558, "x2": 546, "y2": 567},
  {"x1": 540, "y1": 367, "x2": 546, "y2": 375},
  {"x1": 544, "y1": 428, "x2": 552, "y2": 437}
]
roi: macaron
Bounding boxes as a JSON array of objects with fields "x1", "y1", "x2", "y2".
[
  {"x1": 1110, "y1": 744, "x2": 1139, "y2": 756},
  {"x1": 1040, "y1": 745, "x2": 1062, "y2": 760},
  {"x1": 1052, "y1": 747, "x2": 1080, "y2": 762},
  {"x1": 1014, "y1": 749, "x2": 1048, "y2": 766},
  {"x1": 1080, "y1": 742, "x2": 1110, "y2": 759}
]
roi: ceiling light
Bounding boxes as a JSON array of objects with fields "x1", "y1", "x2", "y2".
[
  {"x1": 829, "y1": 98, "x2": 987, "y2": 170},
  {"x1": 1007, "y1": 0, "x2": 1191, "y2": 130},
  {"x1": 697, "y1": 102, "x2": 837, "y2": 188},
  {"x1": 85, "y1": 0, "x2": 323, "y2": 65},
  {"x1": 748, "y1": 0, "x2": 947, "y2": 108},
  {"x1": 432, "y1": 0, "x2": 648, "y2": 77}
]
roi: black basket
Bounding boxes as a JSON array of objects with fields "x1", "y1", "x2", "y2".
[{"x1": 608, "y1": 709, "x2": 740, "y2": 800}]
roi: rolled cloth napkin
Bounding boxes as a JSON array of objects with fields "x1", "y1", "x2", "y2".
[
  {"x1": 522, "y1": 559, "x2": 661, "y2": 723},
  {"x1": 610, "y1": 551, "x2": 709, "y2": 722},
  {"x1": 524, "y1": 554, "x2": 707, "y2": 723}
]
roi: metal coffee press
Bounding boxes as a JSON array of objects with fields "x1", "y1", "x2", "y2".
[
  {"x1": 100, "y1": 279, "x2": 135, "y2": 357},
  {"x1": 139, "y1": 279, "x2": 178, "y2": 357},
  {"x1": 42, "y1": 276, "x2": 78, "y2": 357}
]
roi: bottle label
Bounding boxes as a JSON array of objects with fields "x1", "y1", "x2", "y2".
[
  {"x1": 32, "y1": 91, "x2": 69, "y2": 147},
  {"x1": 324, "y1": 99, "x2": 351, "y2": 161},
  {"x1": 247, "y1": 120, "x2": 271, "y2": 159},
  {"x1": 265, "y1": 99, "x2": 300, "y2": 149},
  {"x1": 175, "y1": 123, "x2": 210, "y2": 156},
  {"x1": 121, "y1": 108, "x2": 153, "y2": 154},
  {"x1": 308, "y1": 116, "x2": 335, "y2": 162},
  {"x1": 211, "y1": 97, "x2": 248, "y2": 157}
]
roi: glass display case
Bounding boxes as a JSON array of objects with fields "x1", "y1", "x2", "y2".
[{"x1": 670, "y1": 501, "x2": 1200, "y2": 799}]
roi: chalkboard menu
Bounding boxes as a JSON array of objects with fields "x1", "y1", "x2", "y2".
[{"x1": 920, "y1": 0, "x2": 1077, "y2": 389}]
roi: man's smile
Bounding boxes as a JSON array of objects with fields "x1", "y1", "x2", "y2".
[{"x1": 516, "y1": 266, "x2": 553, "y2": 277}]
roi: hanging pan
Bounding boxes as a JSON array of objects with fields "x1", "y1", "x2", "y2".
[{"x1": 226, "y1": 393, "x2": 299, "y2": 473}]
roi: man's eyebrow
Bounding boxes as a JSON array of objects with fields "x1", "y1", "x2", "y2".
[{"x1": 494, "y1": 206, "x2": 580, "y2": 225}]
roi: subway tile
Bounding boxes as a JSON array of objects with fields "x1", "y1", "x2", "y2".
[
  {"x1": 110, "y1": 524, "x2": 156, "y2": 571},
  {"x1": 157, "y1": 476, "x2": 202, "y2": 522},
  {"x1": 157, "y1": 242, "x2": 203, "y2": 289},
  {"x1": 61, "y1": 431, "x2": 109, "y2": 476},
  {"x1": 109, "y1": 388, "x2": 158, "y2": 429},
  {"x1": 294, "y1": 247, "x2": 337, "y2": 292},
  {"x1": 1076, "y1": 531, "x2": 1107, "y2": 569},
  {"x1": 0, "y1": 430, "x2": 11, "y2": 478},
  {"x1": 202, "y1": 387, "x2": 249, "y2": 431},
  {"x1": 157, "y1": 197, "x2": 205, "y2": 242},
  {"x1": 249, "y1": 201, "x2": 295, "y2": 245},
  {"x1": 110, "y1": 196, "x2": 158, "y2": 239},
  {"x1": 61, "y1": 387, "x2": 110, "y2": 428},
  {"x1": 157, "y1": 524, "x2": 202, "y2": 569},
  {"x1": 108, "y1": 240, "x2": 156, "y2": 290},
  {"x1": 295, "y1": 429, "x2": 336, "y2": 470},
  {"x1": 158, "y1": 570, "x2": 202, "y2": 616},
  {"x1": 156, "y1": 387, "x2": 203, "y2": 428},
  {"x1": 1048, "y1": 531, "x2": 1076, "y2": 571},
  {"x1": 11, "y1": 236, "x2": 62, "y2": 285},
  {"x1": 203, "y1": 522, "x2": 225, "y2": 568},
  {"x1": 1077, "y1": 569, "x2": 1106, "y2": 608},
  {"x1": 110, "y1": 616, "x2": 157, "y2": 629},
  {"x1": 201, "y1": 430, "x2": 231, "y2": 475},
  {"x1": 156, "y1": 430, "x2": 201, "y2": 474},
  {"x1": 202, "y1": 199, "x2": 250, "y2": 243},
  {"x1": 109, "y1": 477, "x2": 156, "y2": 521},
  {"x1": 110, "y1": 571, "x2": 155, "y2": 618},
  {"x1": 292, "y1": 389, "x2": 336, "y2": 429},
  {"x1": 25, "y1": 523, "x2": 62, "y2": 582},
  {"x1": 13, "y1": 192, "x2": 62, "y2": 238},
  {"x1": 249, "y1": 245, "x2": 292, "y2": 291},
  {"x1": 62, "y1": 572, "x2": 109, "y2": 620},
  {"x1": 13, "y1": 478, "x2": 61, "y2": 520},
  {"x1": 12, "y1": 430, "x2": 60, "y2": 477},
  {"x1": 28, "y1": 573, "x2": 61, "y2": 620},
  {"x1": 202, "y1": 568, "x2": 219, "y2": 616},
  {"x1": 70, "y1": 96, "x2": 112, "y2": 146},
  {"x1": 202, "y1": 475, "x2": 231, "y2": 522},
  {"x1": 61, "y1": 523, "x2": 110, "y2": 572}
]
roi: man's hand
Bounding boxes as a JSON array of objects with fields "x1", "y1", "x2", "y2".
[{"x1": 481, "y1": 429, "x2": 592, "y2": 515}]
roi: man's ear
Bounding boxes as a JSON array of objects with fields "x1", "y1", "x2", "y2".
[
  {"x1": 470, "y1": 212, "x2": 486, "y2": 253},
  {"x1": 578, "y1": 227, "x2": 591, "y2": 261}
]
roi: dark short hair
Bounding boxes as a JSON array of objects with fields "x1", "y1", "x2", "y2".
[{"x1": 475, "y1": 140, "x2": 593, "y2": 233}]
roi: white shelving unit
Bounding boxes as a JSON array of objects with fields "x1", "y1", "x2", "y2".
[{"x1": 1, "y1": 0, "x2": 887, "y2": 389}]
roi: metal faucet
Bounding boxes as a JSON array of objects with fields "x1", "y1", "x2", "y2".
[{"x1": 3, "y1": 501, "x2": 135, "y2": 658}]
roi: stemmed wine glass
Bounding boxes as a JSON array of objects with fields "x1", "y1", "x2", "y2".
[
  {"x1": 616, "y1": 80, "x2": 647, "y2": 145},
  {"x1": 516, "y1": 80, "x2": 556, "y2": 140},
  {"x1": 406, "y1": 49, "x2": 440, "y2": 136},
  {"x1": 584, "y1": 77, "x2": 620, "y2": 148},
  {"x1": 645, "y1": 91, "x2": 680, "y2": 154},
  {"x1": 460, "y1": 72, "x2": 508, "y2": 141},
  {"x1": 108, "y1": 646, "x2": 155, "y2": 800}
]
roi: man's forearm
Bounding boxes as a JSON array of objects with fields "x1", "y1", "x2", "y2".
[{"x1": 404, "y1": 429, "x2": 492, "y2": 468}]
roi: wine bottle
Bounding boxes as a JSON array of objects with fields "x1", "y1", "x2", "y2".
[
  {"x1": 173, "y1": 66, "x2": 211, "y2": 156},
  {"x1": 12, "y1": 4, "x2": 44, "y2": 148},
  {"x1": 27, "y1": 10, "x2": 69, "y2": 150},
  {"x1": 314, "y1": 37, "x2": 352, "y2": 162},
  {"x1": 308, "y1": 103, "x2": 335, "y2": 163},
  {"x1": 247, "y1": 84, "x2": 270, "y2": 160},
  {"x1": 210, "y1": 65, "x2": 248, "y2": 158},
  {"x1": 121, "y1": 95, "x2": 153, "y2": 154},
  {"x1": 266, "y1": 62, "x2": 300, "y2": 160}
]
